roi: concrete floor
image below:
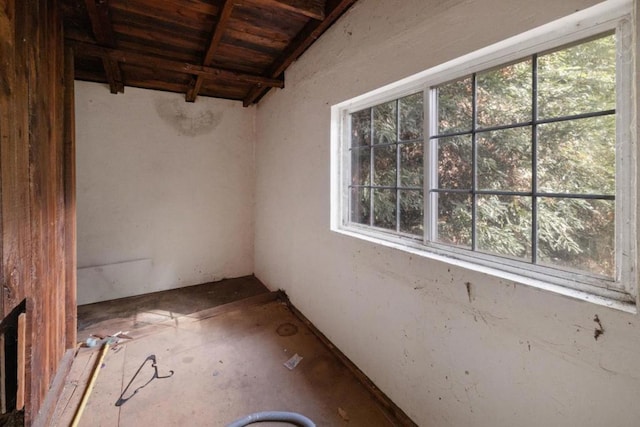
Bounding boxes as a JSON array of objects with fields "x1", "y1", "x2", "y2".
[{"x1": 52, "y1": 278, "x2": 407, "y2": 426}]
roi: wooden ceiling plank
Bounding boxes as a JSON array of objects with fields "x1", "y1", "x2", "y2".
[
  {"x1": 239, "y1": 0, "x2": 325, "y2": 21},
  {"x1": 71, "y1": 41, "x2": 285, "y2": 88},
  {"x1": 243, "y1": 0, "x2": 356, "y2": 106},
  {"x1": 84, "y1": 0, "x2": 123, "y2": 93},
  {"x1": 187, "y1": 0, "x2": 235, "y2": 102}
]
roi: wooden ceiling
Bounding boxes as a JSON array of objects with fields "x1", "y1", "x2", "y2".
[{"x1": 62, "y1": 0, "x2": 357, "y2": 105}]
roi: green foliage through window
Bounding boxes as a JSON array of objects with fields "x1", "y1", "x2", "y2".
[{"x1": 349, "y1": 33, "x2": 616, "y2": 279}]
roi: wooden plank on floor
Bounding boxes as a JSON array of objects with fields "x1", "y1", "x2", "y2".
[
  {"x1": 50, "y1": 350, "x2": 97, "y2": 427},
  {"x1": 119, "y1": 291, "x2": 281, "y2": 342},
  {"x1": 32, "y1": 349, "x2": 75, "y2": 427}
]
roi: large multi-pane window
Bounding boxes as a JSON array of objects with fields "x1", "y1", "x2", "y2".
[
  {"x1": 350, "y1": 94, "x2": 424, "y2": 235},
  {"x1": 335, "y1": 3, "x2": 635, "y2": 304},
  {"x1": 431, "y1": 34, "x2": 616, "y2": 278}
]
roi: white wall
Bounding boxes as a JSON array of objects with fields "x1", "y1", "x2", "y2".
[
  {"x1": 254, "y1": 0, "x2": 640, "y2": 426},
  {"x1": 76, "y1": 82, "x2": 254, "y2": 304}
]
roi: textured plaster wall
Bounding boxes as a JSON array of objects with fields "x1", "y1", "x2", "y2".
[
  {"x1": 76, "y1": 82, "x2": 255, "y2": 304},
  {"x1": 254, "y1": 0, "x2": 640, "y2": 425}
]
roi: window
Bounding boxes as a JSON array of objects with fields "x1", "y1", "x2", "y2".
[{"x1": 332, "y1": 1, "x2": 636, "y2": 307}]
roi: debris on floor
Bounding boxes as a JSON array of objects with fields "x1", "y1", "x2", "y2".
[
  {"x1": 284, "y1": 353, "x2": 303, "y2": 370},
  {"x1": 338, "y1": 407, "x2": 350, "y2": 422}
]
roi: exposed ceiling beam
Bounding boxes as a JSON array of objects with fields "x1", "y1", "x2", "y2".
[
  {"x1": 186, "y1": 0, "x2": 235, "y2": 102},
  {"x1": 71, "y1": 41, "x2": 285, "y2": 88},
  {"x1": 84, "y1": 0, "x2": 124, "y2": 94},
  {"x1": 243, "y1": 0, "x2": 356, "y2": 106},
  {"x1": 238, "y1": 0, "x2": 325, "y2": 20}
]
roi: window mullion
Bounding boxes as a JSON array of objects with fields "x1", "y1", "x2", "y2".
[
  {"x1": 396, "y1": 99, "x2": 401, "y2": 233},
  {"x1": 531, "y1": 54, "x2": 539, "y2": 265},
  {"x1": 369, "y1": 108, "x2": 374, "y2": 227},
  {"x1": 471, "y1": 73, "x2": 478, "y2": 251},
  {"x1": 424, "y1": 88, "x2": 436, "y2": 244}
]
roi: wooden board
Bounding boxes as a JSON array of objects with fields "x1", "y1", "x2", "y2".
[
  {"x1": 62, "y1": 0, "x2": 360, "y2": 103},
  {"x1": 0, "y1": 0, "x2": 75, "y2": 422},
  {"x1": 16, "y1": 313, "x2": 25, "y2": 411},
  {"x1": 1, "y1": 333, "x2": 5, "y2": 414}
]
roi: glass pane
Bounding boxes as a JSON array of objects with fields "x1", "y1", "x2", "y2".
[
  {"x1": 350, "y1": 187, "x2": 370, "y2": 225},
  {"x1": 538, "y1": 34, "x2": 616, "y2": 119},
  {"x1": 400, "y1": 190, "x2": 423, "y2": 236},
  {"x1": 477, "y1": 195, "x2": 532, "y2": 260},
  {"x1": 351, "y1": 148, "x2": 370, "y2": 185},
  {"x1": 437, "y1": 192, "x2": 471, "y2": 248},
  {"x1": 437, "y1": 135, "x2": 472, "y2": 190},
  {"x1": 538, "y1": 115, "x2": 615, "y2": 195},
  {"x1": 537, "y1": 198, "x2": 614, "y2": 277},
  {"x1": 477, "y1": 59, "x2": 532, "y2": 128},
  {"x1": 373, "y1": 145, "x2": 397, "y2": 186},
  {"x1": 437, "y1": 77, "x2": 472, "y2": 134},
  {"x1": 373, "y1": 101, "x2": 397, "y2": 144},
  {"x1": 399, "y1": 93, "x2": 424, "y2": 141},
  {"x1": 477, "y1": 126, "x2": 532, "y2": 192},
  {"x1": 373, "y1": 189, "x2": 396, "y2": 230},
  {"x1": 400, "y1": 142, "x2": 423, "y2": 187},
  {"x1": 351, "y1": 109, "x2": 371, "y2": 147}
]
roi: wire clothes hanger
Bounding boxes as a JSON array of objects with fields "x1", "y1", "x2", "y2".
[{"x1": 115, "y1": 354, "x2": 174, "y2": 407}]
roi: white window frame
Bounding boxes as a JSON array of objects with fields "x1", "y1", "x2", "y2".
[{"x1": 330, "y1": 0, "x2": 637, "y2": 311}]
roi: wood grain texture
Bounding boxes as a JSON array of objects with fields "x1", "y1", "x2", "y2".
[
  {"x1": 243, "y1": 0, "x2": 357, "y2": 105},
  {"x1": 186, "y1": 0, "x2": 235, "y2": 102},
  {"x1": 84, "y1": 0, "x2": 123, "y2": 93},
  {"x1": 64, "y1": 45, "x2": 78, "y2": 351},
  {"x1": 63, "y1": 0, "x2": 358, "y2": 103},
  {"x1": 72, "y1": 40, "x2": 285, "y2": 88},
  {"x1": 0, "y1": 0, "x2": 75, "y2": 422},
  {"x1": 16, "y1": 313, "x2": 25, "y2": 411},
  {"x1": 239, "y1": 0, "x2": 325, "y2": 20}
]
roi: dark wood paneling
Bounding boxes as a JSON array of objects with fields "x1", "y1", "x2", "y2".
[
  {"x1": 244, "y1": 0, "x2": 358, "y2": 105},
  {"x1": 64, "y1": 46, "x2": 77, "y2": 351},
  {"x1": 63, "y1": 0, "x2": 359, "y2": 103},
  {"x1": 0, "y1": 0, "x2": 75, "y2": 423}
]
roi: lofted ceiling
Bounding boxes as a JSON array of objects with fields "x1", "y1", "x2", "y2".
[{"x1": 62, "y1": 0, "x2": 357, "y2": 106}]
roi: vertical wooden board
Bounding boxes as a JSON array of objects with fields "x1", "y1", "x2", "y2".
[
  {"x1": 16, "y1": 312, "x2": 25, "y2": 410},
  {"x1": 64, "y1": 45, "x2": 78, "y2": 350},
  {"x1": 0, "y1": 333, "x2": 5, "y2": 414},
  {"x1": 1, "y1": 0, "x2": 70, "y2": 420},
  {"x1": 1, "y1": 0, "x2": 31, "y2": 315}
]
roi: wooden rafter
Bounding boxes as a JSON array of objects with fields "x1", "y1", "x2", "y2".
[
  {"x1": 84, "y1": 0, "x2": 123, "y2": 93},
  {"x1": 243, "y1": 0, "x2": 356, "y2": 106},
  {"x1": 71, "y1": 41, "x2": 285, "y2": 88},
  {"x1": 186, "y1": 0, "x2": 235, "y2": 102},
  {"x1": 238, "y1": 0, "x2": 325, "y2": 20}
]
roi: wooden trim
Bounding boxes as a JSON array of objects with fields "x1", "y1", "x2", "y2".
[
  {"x1": 16, "y1": 313, "x2": 25, "y2": 411},
  {"x1": 31, "y1": 349, "x2": 75, "y2": 427},
  {"x1": 70, "y1": 41, "x2": 285, "y2": 88},
  {"x1": 243, "y1": 0, "x2": 357, "y2": 106},
  {"x1": 282, "y1": 295, "x2": 419, "y2": 427},
  {"x1": 84, "y1": 0, "x2": 124, "y2": 94},
  {"x1": 238, "y1": 0, "x2": 325, "y2": 20},
  {"x1": 186, "y1": 0, "x2": 235, "y2": 102},
  {"x1": 64, "y1": 45, "x2": 78, "y2": 351},
  {"x1": 0, "y1": 334, "x2": 5, "y2": 414}
]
